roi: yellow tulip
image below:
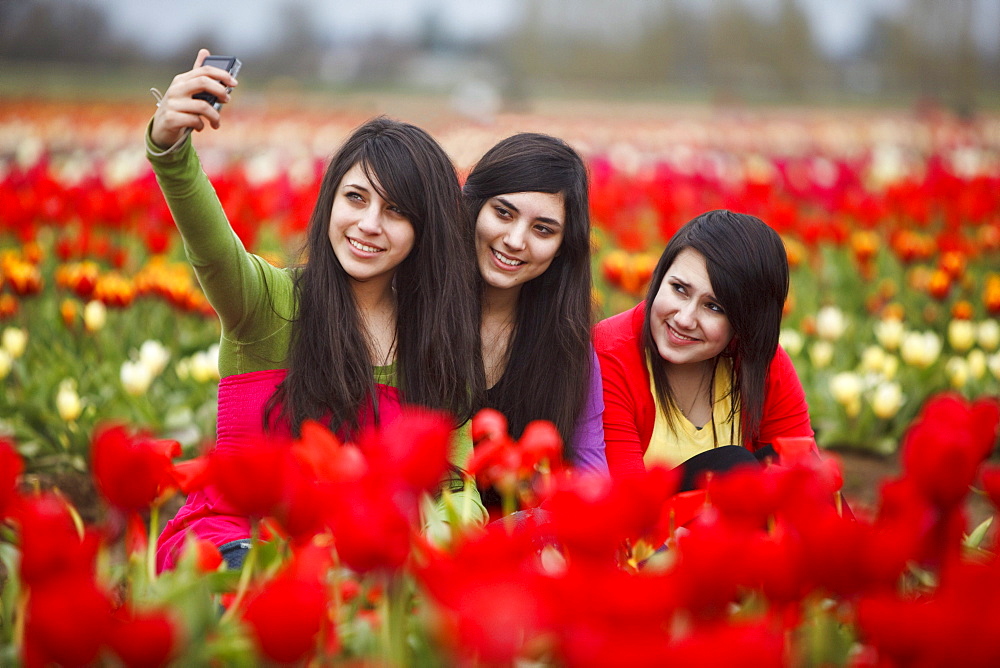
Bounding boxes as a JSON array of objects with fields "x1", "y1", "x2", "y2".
[{"x1": 947, "y1": 319, "x2": 976, "y2": 353}]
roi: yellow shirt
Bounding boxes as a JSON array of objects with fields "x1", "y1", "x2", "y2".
[{"x1": 643, "y1": 359, "x2": 742, "y2": 469}]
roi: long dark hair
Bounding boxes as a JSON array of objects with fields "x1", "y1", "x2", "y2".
[
  {"x1": 271, "y1": 116, "x2": 480, "y2": 436},
  {"x1": 462, "y1": 133, "x2": 593, "y2": 459},
  {"x1": 641, "y1": 209, "x2": 789, "y2": 445}
]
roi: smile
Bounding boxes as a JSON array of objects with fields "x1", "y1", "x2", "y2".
[
  {"x1": 492, "y1": 249, "x2": 524, "y2": 267},
  {"x1": 349, "y1": 238, "x2": 384, "y2": 253},
  {"x1": 667, "y1": 323, "x2": 699, "y2": 342}
]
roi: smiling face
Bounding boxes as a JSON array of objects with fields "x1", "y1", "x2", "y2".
[
  {"x1": 649, "y1": 247, "x2": 734, "y2": 368},
  {"x1": 328, "y1": 163, "x2": 415, "y2": 286},
  {"x1": 474, "y1": 191, "x2": 566, "y2": 294}
]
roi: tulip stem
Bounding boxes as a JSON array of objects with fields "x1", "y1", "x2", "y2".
[
  {"x1": 147, "y1": 502, "x2": 160, "y2": 582},
  {"x1": 382, "y1": 574, "x2": 409, "y2": 667}
]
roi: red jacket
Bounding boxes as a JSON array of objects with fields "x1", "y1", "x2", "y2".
[{"x1": 593, "y1": 303, "x2": 814, "y2": 480}]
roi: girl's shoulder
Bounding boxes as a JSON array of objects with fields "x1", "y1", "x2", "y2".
[{"x1": 593, "y1": 302, "x2": 645, "y2": 353}]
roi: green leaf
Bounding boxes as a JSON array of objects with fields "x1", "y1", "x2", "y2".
[{"x1": 964, "y1": 516, "x2": 993, "y2": 550}]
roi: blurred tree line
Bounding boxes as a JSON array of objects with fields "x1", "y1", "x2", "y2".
[{"x1": 1, "y1": 0, "x2": 997, "y2": 109}]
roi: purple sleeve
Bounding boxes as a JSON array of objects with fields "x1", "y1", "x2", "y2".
[{"x1": 569, "y1": 346, "x2": 610, "y2": 475}]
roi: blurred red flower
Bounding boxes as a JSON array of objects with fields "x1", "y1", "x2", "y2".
[
  {"x1": 107, "y1": 607, "x2": 178, "y2": 668},
  {"x1": 15, "y1": 493, "x2": 101, "y2": 588},
  {"x1": 24, "y1": 574, "x2": 112, "y2": 667},
  {"x1": 208, "y1": 436, "x2": 290, "y2": 519},
  {"x1": 242, "y1": 572, "x2": 329, "y2": 665},
  {"x1": 359, "y1": 407, "x2": 452, "y2": 494},
  {"x1": 901, "y1": 393, "x2": 1000, "y2": 509},
  {"x1": 91, "y1": 424, "x2": 181, "y2": 511},
  {"x1": 0, "y1": 437, "x2": 23, "y2": 518}
]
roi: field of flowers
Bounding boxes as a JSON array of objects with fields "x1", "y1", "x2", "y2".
[{"x1": 2, "y1": 97, "x2": 1000, "y2": 665}]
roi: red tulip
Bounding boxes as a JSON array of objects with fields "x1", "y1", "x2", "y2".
[
  {"x1": 291, "y1": 420, "x2": 367, "y2": 484},
  {"x1": 208, "y1": 436, "x2": 290, "y2": 519},
  {"x1": 518, "y1": 420, "x2": 564, "y2": 473},
  {"x1": 107, "y1": 608, "x2": 178, "y2": 668},
  {"x1": 328, "y1": 476, "x2": 412, "y2": 573},
  {"x1": 0, "y1": 437, "x2": 23, "y2": 518},
  {"x1": 242, "y1": 573, "x2": 329, "y2": 664},
  {"x1": 360, "y1": 407, "x2": 452, "y2": 494},
  {"x1": 471, "y1": 407, "x2": 508, "y2": 445},
  {"x1": 91, "y1": 424, "x2": 181, "y2": 511},
  {"x1": 901, "y1": 393, "x2": 1000, "y2": 509},
  {"x1": 981, "y1": 465, "x2": 1000, "y2": 511},
  {"x1": 16, "y1": 493, "x2": 100, "y2": 588},
  {"x1": 417, "y1": 523, "x2": 553, "y2": 665},
  {"x1": 24, "y1": 574, "x2": 112, "y2": 667}
]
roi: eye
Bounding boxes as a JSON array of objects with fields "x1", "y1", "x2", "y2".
[
  {"x1": 345, "y1": 191, "x2": 364, "y2": 203},
  {"x1": 386, "y1": 204, "x2": 407, "y2": 218},
  {"x1": 706, "y1": 302, "x2": 725, "y2": 314},
  {"x1": 670, "y1": 281, "x2": 686, "y2": 295},
  {"x1": 493, "y1": 205, "x2": 512, "y2": 220},
  {"x1": 534, "y1": 224, "x2": 555, "y2": 236}
]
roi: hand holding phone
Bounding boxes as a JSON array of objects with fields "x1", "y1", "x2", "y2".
[{"x1": 194, "y1": 55, "x2": 242, "y2": 111}]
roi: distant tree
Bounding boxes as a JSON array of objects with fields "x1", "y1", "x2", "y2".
[{"x1": 0, "y1": 0, "x2": 133, "y2": 63}]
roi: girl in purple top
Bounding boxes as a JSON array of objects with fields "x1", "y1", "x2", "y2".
[{"x1": 462, "y1": 133, "x2": 608, "y2": 505}]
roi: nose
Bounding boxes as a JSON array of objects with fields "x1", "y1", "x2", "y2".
[
  {"x1": 503, "y1": 222, "x2": 527, "y2": 252},
  {"x1": 674, "y1": 301, "x2": 698, "y2": 329},
  {"x1": 357, "y1": 207, "x2": 383, "y2": 235}
]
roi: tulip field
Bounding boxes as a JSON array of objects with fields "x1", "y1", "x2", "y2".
[{"x1": 2, "y1": 96, "x2": 1000, "y2": 665}]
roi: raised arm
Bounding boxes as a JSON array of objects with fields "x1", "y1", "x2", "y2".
[{"x1": 145, "y1": 51, "x2": 294, "y2": 366}]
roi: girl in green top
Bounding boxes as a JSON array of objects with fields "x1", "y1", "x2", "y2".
[{"x1": 150, "y1": 50, "x2": 486, "y2": 570}]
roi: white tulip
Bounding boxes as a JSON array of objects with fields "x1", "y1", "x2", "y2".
[
  {"x1": 138, "y1": 340, "x2": 171, "y2": 377},
  {"x1": 881, "y1": 354, "x2": 899, "y2": 380},
  {"x1": 989, "y1": 352, "x2": 1000, "y2": 380},
  {"x1": 978, "y1": 320, "x2": 1000, "y2": 352},
  {"x1": 190, "y1": 345, "x2": 220, "y2": 383},
  {"x1": 809, "y1": 341, "x2": 834, "y2": 369},
  {"x1": 830, "y1": 372, "x2": 864, "y2": 406},
  {"x1": 121, "y1": 359, "x2": 154, "y2": 396},
  {"x1": 860, "y1": 346, "x2": 887, "y2": 374},
  {"x1": 779, "y1": 329, "x2": 804, "y2": 356},
  {"x1": 816, "y1": 306, "x2": 847, "y2": 341},
  {"x1": 1, "y1": 327, "x2": 27, "y2": 359},
  {"x1": 900, "y1": 331, "x2": 942, "y2": 369},
  {"x1": 83, "y1": 300, "x2": 106, "y2": 333},
  {"x1": 874, "y1": 317, "x2": 905, "y2": 352},
  {"x1": 947, "y1": 319, "x2": 976, "y2": 353},
  {"x1": 967, "y1": 349, "x2": 987, "y2": 380},
  {"x1": 56, "y1": 379, "x2": 82, "y2": 422},
  {"x1": 870, "y1": 381, "x2": 904, "y2": 420}
]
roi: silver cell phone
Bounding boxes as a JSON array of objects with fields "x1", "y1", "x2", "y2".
[{"x1": 193, "y1": 55, "x2": 241, "y2": 111}]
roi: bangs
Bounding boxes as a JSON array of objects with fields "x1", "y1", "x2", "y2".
[{"x1": 358, "y1": 149, "x2": 423, "y2": 229}]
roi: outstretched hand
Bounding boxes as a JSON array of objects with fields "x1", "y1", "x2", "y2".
[{"x1": 150, "y1": 49, "x2": 239, "y2": 150}]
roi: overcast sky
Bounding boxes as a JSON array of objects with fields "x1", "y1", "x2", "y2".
[{"x1": 83, "y1": 0, "x2": 998, "y2": 58}]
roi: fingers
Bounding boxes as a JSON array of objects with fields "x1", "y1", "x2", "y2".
[
  {"x1": 150, "y1": 50, "x2": 238, "y2": 149},
  {"x1": 193, "y1": 48, "x2": 210, "y2": 69}
]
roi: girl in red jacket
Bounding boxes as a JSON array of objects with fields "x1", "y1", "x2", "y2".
[{"x1": 594, "y1": 209, "x2": 813, "y2": 486}]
